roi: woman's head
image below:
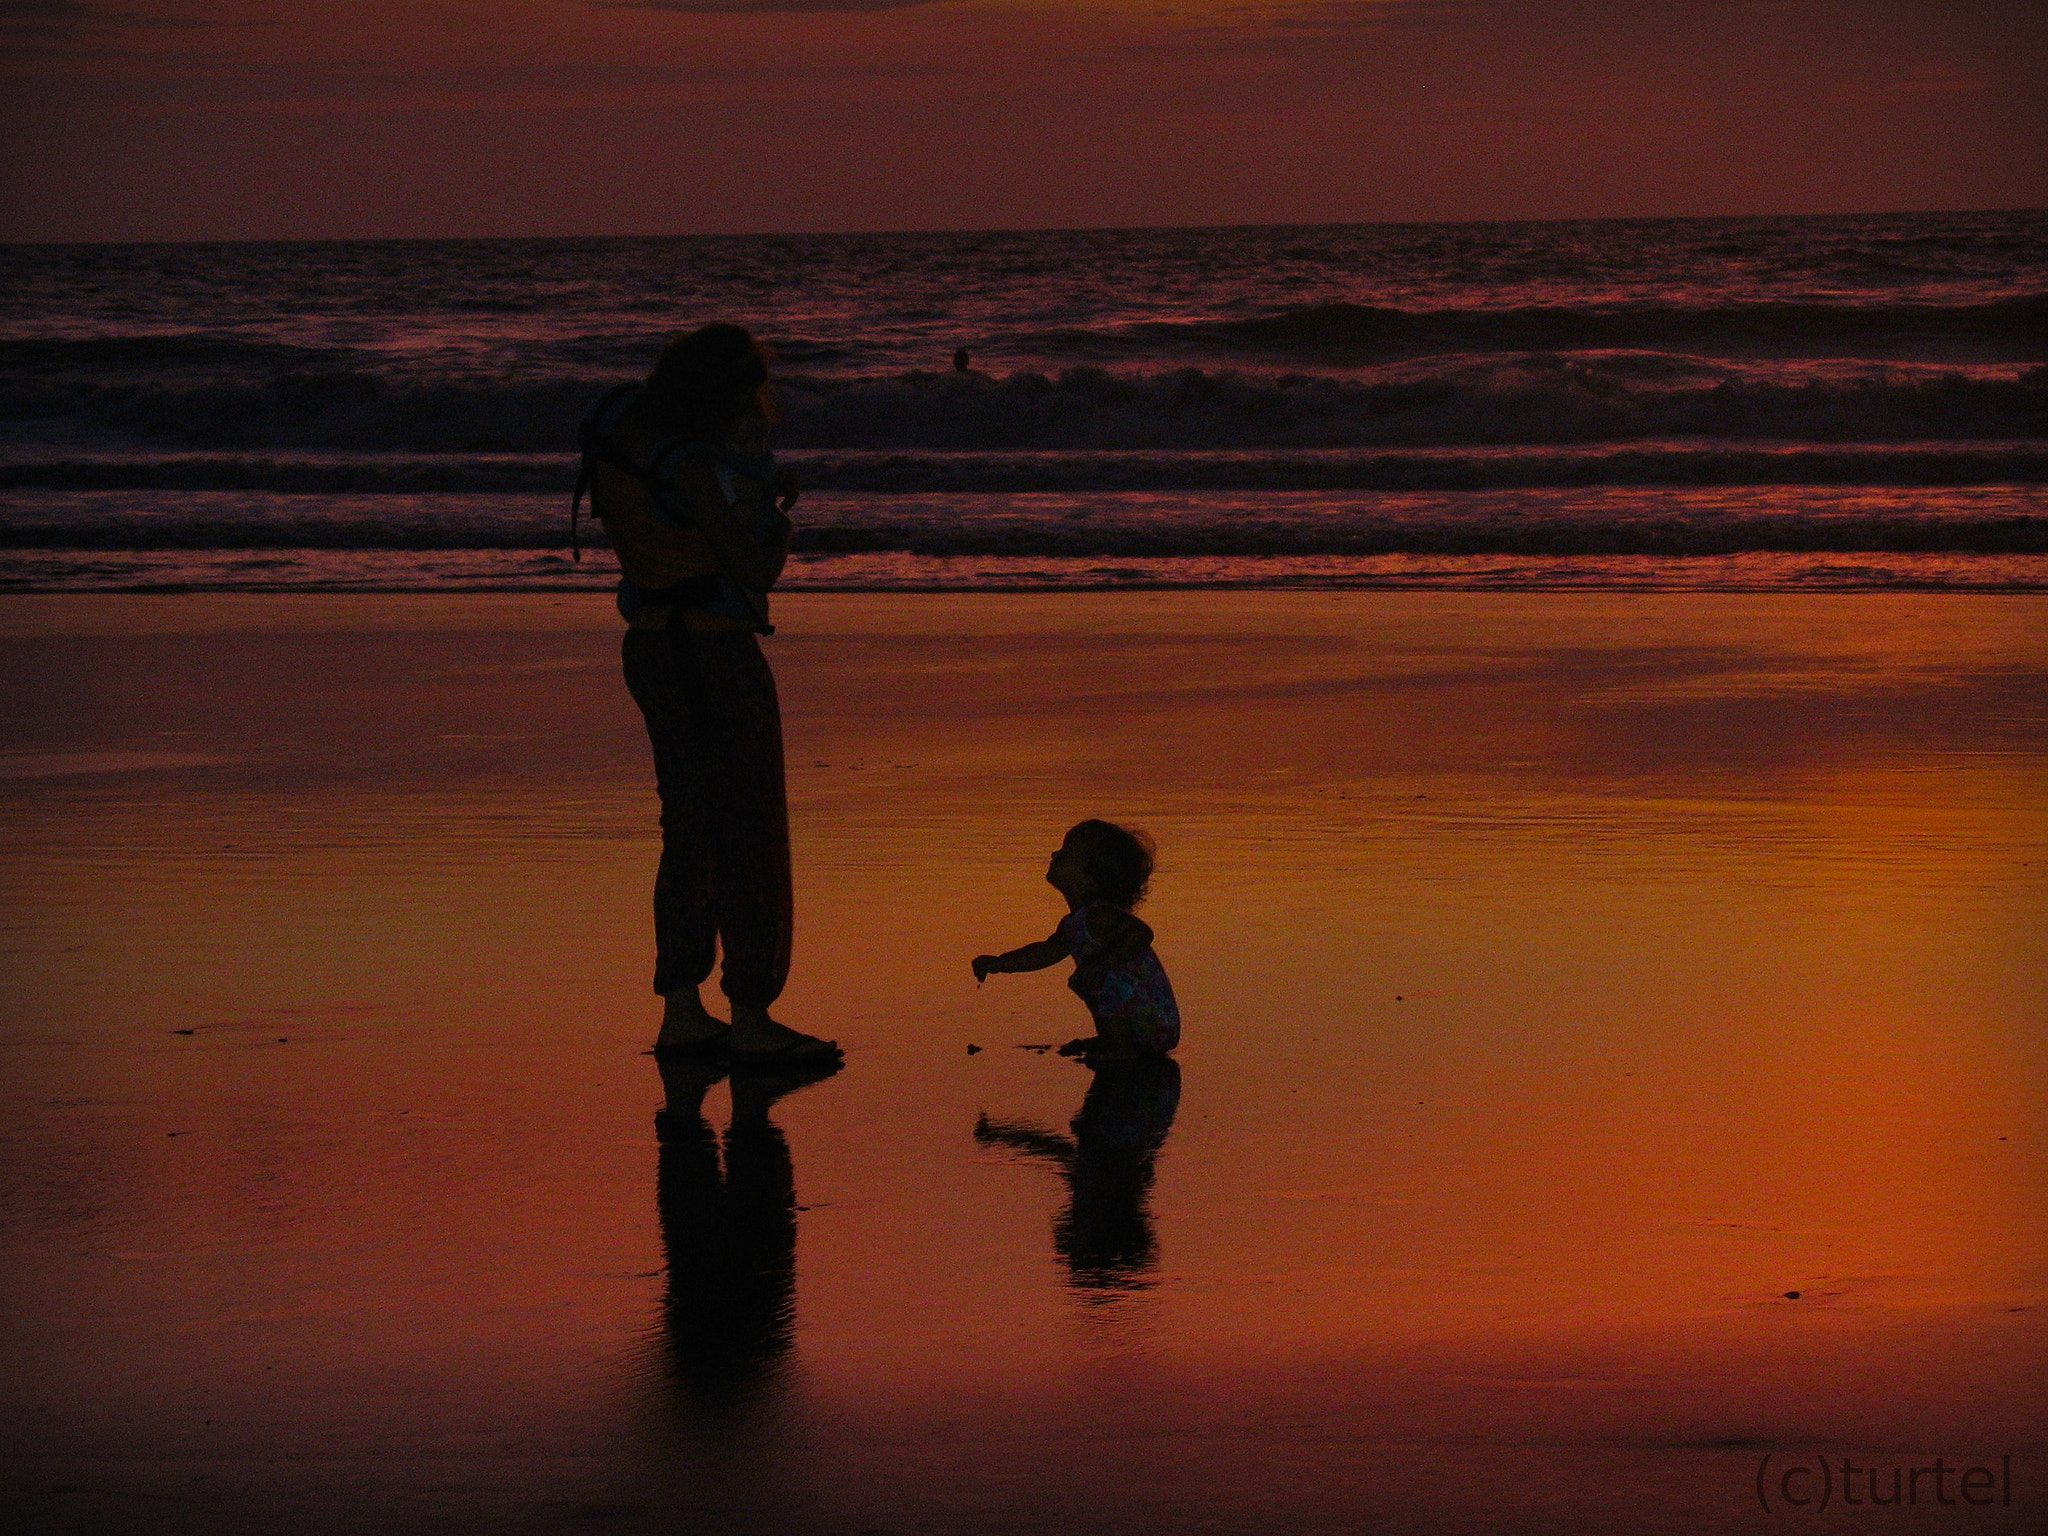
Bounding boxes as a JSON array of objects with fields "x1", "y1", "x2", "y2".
[
  {"x1": 645, "y1": 323, "x2": 773, "y2": 440},
  {"x1": 1051, "y1": 819, "x2": 1156, "y2": 908}
]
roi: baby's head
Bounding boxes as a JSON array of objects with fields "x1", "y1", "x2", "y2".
[{"x1": 1051, "y1": 819, "x2": 1155, "y2": 908}]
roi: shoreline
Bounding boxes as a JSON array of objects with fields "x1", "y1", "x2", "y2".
[
  {"x1": 5, "y1": 580, "x2": 2047, "y2": 626},
  {"x1": 5, "y1": 549, "x2": 2048, "y2": 598}
]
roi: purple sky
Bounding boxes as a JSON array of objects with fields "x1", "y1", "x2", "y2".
[{"x1": 2, "y1": 0, "x2": 2043, "y2": 240}]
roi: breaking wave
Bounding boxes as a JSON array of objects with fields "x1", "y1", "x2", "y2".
[
  {"x1": 5, "y1": 358, "x2": 2045, "y2": 454},
  {"x1": 7, "y1": 488, "x2": 2043, "y2": 558},
  {"x1": 7, "y1": 443, "x2": 2047, "y2": 495},
  {"x1": 1080, "y1": 293, "x2": 2048, "y2": 362}
]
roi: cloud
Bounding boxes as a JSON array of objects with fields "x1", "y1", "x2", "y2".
[
  {"x1": 619, "y1": 0, "x2": 956, "y2": 13},
  {"x1": 1, "y1": 1, "x2": 98, "y2": 16},
  {"x1": 1, "y1": 0, "x2": 110, "y2": 53},
  {"x1": 1248, "y1": 0, "x2": 1449, "y2": 26},
  {"x1": 1833, "y1": 60, "x2": 1995, "y2": 103},
  {"x1": 2, "y1": 1, "x2": 186, "y2": 42}
]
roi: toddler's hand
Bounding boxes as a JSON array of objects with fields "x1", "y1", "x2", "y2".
[{"x1": 972, "y1": 955, "x2": 996, "y2": 983}]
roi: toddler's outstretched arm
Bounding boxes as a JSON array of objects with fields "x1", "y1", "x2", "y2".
[{"x1": 972, "y1": 931, "x2": 1069, "y2": 983}]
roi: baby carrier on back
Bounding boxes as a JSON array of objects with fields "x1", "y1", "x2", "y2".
[{"x1": 571, "y1": 383, "x2": 782, "y2": 635}]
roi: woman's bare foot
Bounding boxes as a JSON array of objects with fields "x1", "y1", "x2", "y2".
[
  {"x1": 654, "y1": 988, "x2": 729, "y2": 1053},
  {"x1": 729, "y1": 1002, "x2": 841, "y2": 1064}
]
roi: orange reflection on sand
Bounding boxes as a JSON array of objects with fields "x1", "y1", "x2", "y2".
[{"x1": 0, "y1": 593, "x2": 2041, "y2": 1532}]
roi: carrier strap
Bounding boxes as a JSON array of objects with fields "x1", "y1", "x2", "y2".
[{"x1": 570, "y1": 383, "x2": 641, "y2": 564}]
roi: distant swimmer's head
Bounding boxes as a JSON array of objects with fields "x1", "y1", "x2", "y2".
[
  {"x1": 646, "y1": 323, "x2": 775, "y2": 440},
  {"x1": 1049, "y1": 819, "x2": 1155, "y2": 909}
]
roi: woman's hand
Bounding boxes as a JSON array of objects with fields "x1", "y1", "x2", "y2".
[{"x1": 773, "y1": 469, "x2": 805, "y2": 515}]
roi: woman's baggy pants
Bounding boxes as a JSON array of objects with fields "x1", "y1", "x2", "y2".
[{"x1": 622, "y1": 628, "x2": 793, "y2": 1009}]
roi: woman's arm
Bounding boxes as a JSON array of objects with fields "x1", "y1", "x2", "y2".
[{"x1": 972, "y1": 932, "x2": 1070, "y2": 982}]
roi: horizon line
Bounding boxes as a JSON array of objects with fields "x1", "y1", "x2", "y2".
[{"x1": 5, "y1": 206, "x2": 2043, "y2": 251}]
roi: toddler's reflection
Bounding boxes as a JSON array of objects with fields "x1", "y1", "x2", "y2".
[
  {"x1": 975, "y1": 1057, "x2": 1182, "y2": 1299},
  {"x1": 653, "y1": 1055, "x2": 838, "y2": 1408}
]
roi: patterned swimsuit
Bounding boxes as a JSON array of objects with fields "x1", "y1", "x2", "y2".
[{"x1": 1058, "y1": 903, "x2": 1181, "y2": 1055}]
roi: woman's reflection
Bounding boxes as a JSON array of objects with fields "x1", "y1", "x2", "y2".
[
  {"x1": 653, "y1": 1055, "x2": 839, "y2": 1409},
  {"x1": 975, "y1": 1057, "x2": 1182, "y2": 1302}
]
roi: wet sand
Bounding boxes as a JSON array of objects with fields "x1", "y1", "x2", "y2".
[{"x1": 2, "y1": 590, "x2": 2043, "y2": 1535}]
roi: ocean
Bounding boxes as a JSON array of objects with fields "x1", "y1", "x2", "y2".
[{"x1": 3, "y1": 210, "x2": 2044, "y2": 593}]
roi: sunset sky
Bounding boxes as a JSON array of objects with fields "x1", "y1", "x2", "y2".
[{"x1": 3, "y1": 0, "x2": 2044, "y2": 241}]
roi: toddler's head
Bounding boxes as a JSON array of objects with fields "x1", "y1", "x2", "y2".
[{"x1": 1053, "y1": 819, "x2": 1155, "y2": 909}]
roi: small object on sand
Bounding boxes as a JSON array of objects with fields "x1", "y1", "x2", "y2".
[
  {"x1": 966, "y1": 1043, "x2": 982, "y2": 1054},
  {"x1": 1783, "y1": 1290, "x2": 1801, "y2": 1299},
  {"x1": 1016, "y1": 1043, "x2": 1054, "y2": 1053},
  {"x1": 1396, "y1": 995, "x2": 1403, "y2": 1001},
  {"x1": 172, "y1": 1028, "x2": 195, "y2": 1035},
  {"x1": 277, "y1": 1037, "x2": 288, "y2": 1043}
]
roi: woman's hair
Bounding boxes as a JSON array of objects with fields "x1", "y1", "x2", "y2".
[
  {"x1": 645, "y1": 323, "x2": 774, "y2": 439},
  {"x1": 1068, "y1": 819, "x2": 1155, "y2": 908}
]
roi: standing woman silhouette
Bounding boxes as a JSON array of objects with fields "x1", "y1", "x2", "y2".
[{"x1": 588, "y1": 324, "x2": 840, "y2": 1067}]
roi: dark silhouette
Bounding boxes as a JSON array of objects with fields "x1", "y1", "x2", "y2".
[
  {"x1": 588, "y1": 324, "x2": 839, "y2": 1068},
  {"x1": 652, "y1": 1053, "x2": 840, "y2": 1407},
  {"x1": 952, "y1": 348, "x2": 971, "y2": 372},
  {"x1": 973, "y1": 820, "x2": 1181, "y2": 1061},
  {"x1": 975, "y1": 1056, "x2": 1182, "y2": 1300}
]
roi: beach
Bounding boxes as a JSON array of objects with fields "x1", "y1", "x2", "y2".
[{"x1": 1, "y1": 588, "x2": 2042, "y2": 1533}]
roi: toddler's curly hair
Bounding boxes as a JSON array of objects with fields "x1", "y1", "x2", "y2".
[{"x1": 1068, "y1": 819, "x2": 1155, "y2": 908}]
